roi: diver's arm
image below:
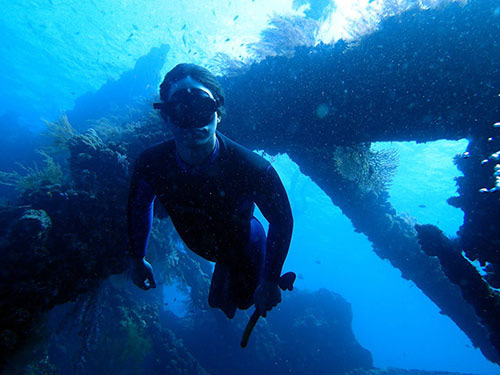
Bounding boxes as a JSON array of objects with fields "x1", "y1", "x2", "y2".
[
  {"x1": 127, "y1": 162, "x2": 157, "y2": 290},
  {"x1": 255, "y1": 165, "x2": 294, "y2": 283},
  {"x1": 127, "y1": 178, "x2": 156, "y2": 258}
]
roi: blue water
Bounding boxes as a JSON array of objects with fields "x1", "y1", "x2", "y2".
[{"x1": 2, "y1": 0, "x2": 500, "y2": 374}]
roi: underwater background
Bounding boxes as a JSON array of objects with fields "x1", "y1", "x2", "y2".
[{"x1": 1, "y1": 0, "x2": 500, "y2": 374}]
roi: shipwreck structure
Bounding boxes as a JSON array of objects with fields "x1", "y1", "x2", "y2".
[{"x1": 218, "y1": 0, "x2": 500, "y2": 364}]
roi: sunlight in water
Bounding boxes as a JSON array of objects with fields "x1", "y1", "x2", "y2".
[{"x1": 318, "y1": 0, "x2": 466, "y2": 44}]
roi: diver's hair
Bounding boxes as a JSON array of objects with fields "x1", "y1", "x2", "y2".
[{"x1": 159, "y1": 63, "x2": 226, "y2": 120}]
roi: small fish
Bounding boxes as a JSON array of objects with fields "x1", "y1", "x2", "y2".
[
  {"x1": 182, "y1": 34, "x2": 187, "y2": 46},
  {"x1": 225, "y1": 38, "x2": 230, "y2": 42},
  {"x1": 212, "y1": 10, "x2": 216, "y2": 16},
  {"x1": 233, "y1": 15, "x2": 239, "y2": 21},
  {"x1": 182, "y1": 24, "x2": 187, "y2": 30},
  {"x1": 126, "y1": 33, "x2": 134, "y2": 42},
  {"x1": 298, "y1": 273, "x2": 304, "y2": 280},
  {"x1": 314, "y1": 260, "x2": 321, "y2": 265},
  {"x1": 132, "y1": 24, "x2": 139, "y2": 31},
  {"x1": 418, "y1": 204, "x2": 426, "y2": 208}
]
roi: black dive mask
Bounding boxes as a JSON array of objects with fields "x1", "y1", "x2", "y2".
[{"x1": 153, "y1": 88, "x2": 218, "y2": 129}]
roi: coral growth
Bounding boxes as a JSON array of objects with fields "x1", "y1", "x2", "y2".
[
  {"x1": 266, "y1": 289, "x2": 373, "y2": 374},
  {"x1": 249, "y1": 15, "x2": 319, "y2": 59},
  {"x1": 0, "y1": 111, "x2": 215, "y2": 372},
  {"x1": 332, "y1": 143, "x2": 398, "y2": 196},
  {"x1": 0, "y1": 151, "x2": 63, "y2": 194},
  {"x1": 42, "y1": 113, "x2": 77, "y2": 153},
  {"x1": 208, "y1": 52, "x2": 251, "y2": 77},
  {"x1": 25, "y1": 350, "x2": 58, "y2": 375},
  {"x1": 67, "y1": 128, "x2": 129, "y2": 195},
  {"x1": 415, "y1": 223, "x2": 500, "y2": 360},
  {"x1": 210, "y1": 15, "x2": 319, "y2": 77}
]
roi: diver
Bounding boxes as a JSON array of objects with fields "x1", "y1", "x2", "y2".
[{"x1": 127, "y1": 63, "x2": 294, "y2": 319}]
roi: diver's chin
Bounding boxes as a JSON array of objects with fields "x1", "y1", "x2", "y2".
[
  {"x1": 191, "y1": 126, "x2": 209, "y2": 136},
  {"x1": 186, "y1": 128, "x2": 209, "y2": 143},
  {"x1": 174, "y1": 119, "x2": 216, "y2": 147},
  {"x1": 184, "y1": 139, "x2": 208, "y2": 149},
  {"x1": 182, "y1": 131, "x2": 213, "y2": 148}
]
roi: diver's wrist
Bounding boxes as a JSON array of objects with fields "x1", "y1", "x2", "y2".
[
  {"x1": 261, "y1": 268, "x2": 280, "y2": 284},
  {"x1": 127, "y1": 254, "x2": 145, "y2": 263},
  {"x1": 260, "y1": 273, "x2": 280, "y2": 285}
]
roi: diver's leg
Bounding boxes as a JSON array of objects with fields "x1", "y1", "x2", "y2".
[
  {"x1": 208, "y1": 262, "x2": 237, "y2": 319},
  {"x1": 248, "y1": 217, "x2": 267, "y2": 270},
  {"x1": 208, "y1": 218, "x2": 266, "y2": 316},
  {"x1": 233, "y1": 217, "x2": 267, "y2": 310}
]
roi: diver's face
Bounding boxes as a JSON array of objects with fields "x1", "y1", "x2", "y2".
[{"x1": 166, "y1": 76, "x2": 218, "y2": 149}]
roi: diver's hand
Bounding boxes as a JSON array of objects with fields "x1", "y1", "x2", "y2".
[
  {"x1": 129, "y1": 257, "x2": 157, "y2": 290},
  {"x1": 254, "y1": 280, "x2": 281, "y2": 317}
]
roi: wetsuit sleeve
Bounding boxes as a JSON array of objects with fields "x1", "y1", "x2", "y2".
[
  {"x1": 255, "y1": 165, "x2": 293, "y2": 283},
  {"x1": 127, "y1": 157, "x2": 156, "y2": 259}
]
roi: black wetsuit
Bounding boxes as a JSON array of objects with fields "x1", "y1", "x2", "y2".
[{"x1": 127, "y1": 132, "x2": 293, "y2": 317}]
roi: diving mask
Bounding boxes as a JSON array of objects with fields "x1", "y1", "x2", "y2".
[{"x1": 154, "y1": 88, "x2": 219, "y2": 129}]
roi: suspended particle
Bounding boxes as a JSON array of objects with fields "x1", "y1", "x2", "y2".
[{"x1": 315, "y1": 103, "x2": 329, "y2": 119}]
